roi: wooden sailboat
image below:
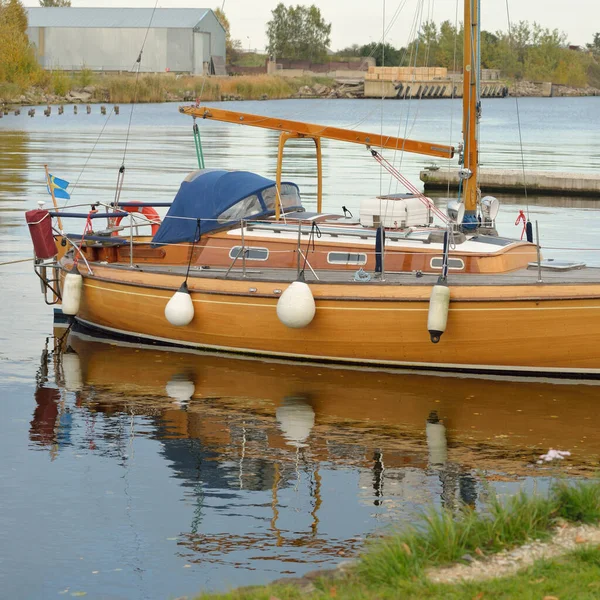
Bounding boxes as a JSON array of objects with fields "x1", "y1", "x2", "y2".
[{"x1": 25, "y1": 0, "x2": 600, "y2": 377}]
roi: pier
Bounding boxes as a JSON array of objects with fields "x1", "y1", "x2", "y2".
[
  {"x1": 420, "y1": 168, "x2": 600, "y2": 196},
  {"x1": 364, "y1": 66, "x2": 510, "y2": 99}
]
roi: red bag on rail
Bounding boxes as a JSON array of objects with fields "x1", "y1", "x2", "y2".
[{"x1": 26, "y1": 209, "x2": 57, "y2": 259}]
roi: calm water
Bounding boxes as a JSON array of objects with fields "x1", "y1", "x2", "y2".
[{"x1": 1, "y1": 97, "x2": 600, "y2": 599}]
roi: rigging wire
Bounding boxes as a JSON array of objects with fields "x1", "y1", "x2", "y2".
[
  {"x1": 117, "y1": 0, "x2": 160, "y2": 204},
  {"x1": 504, "y1": 0, "x2": 529, "y2": 218},
  {"x1": 65, "y1": 107, "x2": 115, "y2": 207}
]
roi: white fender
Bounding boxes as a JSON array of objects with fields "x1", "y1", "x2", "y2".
[
  {"x1": 276, "y1": 281, "x2": 316, "y2": 328},
  {"x1": 427, "y1": 284, "x2": 450, "y2": 343},
  {"x1": 276, "y1": 397, "x2": 315, "y2": 447},
  {"x1": 165, "y1": 282, "x2": 194, "y2": 327},
  {"x1": 61, "y1": 272, "x2": 83, "y2": 316}
]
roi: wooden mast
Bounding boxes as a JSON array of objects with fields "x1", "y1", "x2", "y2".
[{"x1": 462, "y1": 0, "x2": 480, "y2": 226}]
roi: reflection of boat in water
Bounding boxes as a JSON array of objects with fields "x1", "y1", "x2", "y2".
[
  {"x1": 29, "y1": 330, "x2": 598, "y2": 570},
  {"x1": 48, "y1": 328, "x2": 600, "y2": 470}
]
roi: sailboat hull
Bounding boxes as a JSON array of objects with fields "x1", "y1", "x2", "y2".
[{"x1": 70, "y1": 265, "x2": 600, "y2": 378}]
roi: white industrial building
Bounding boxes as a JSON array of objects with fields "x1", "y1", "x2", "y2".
[{"x1": 26, "y1": 7, "x2": 226, "y2": 74}]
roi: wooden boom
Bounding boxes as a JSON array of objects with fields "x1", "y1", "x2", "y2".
[{"x1": 180, "y1": 105, "x2": 455, "y2": 159}]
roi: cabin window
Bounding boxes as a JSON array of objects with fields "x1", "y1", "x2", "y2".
[
  {"x1": 218, "y1": 195, "x2": 262, "y2": 223},
  {"x1": 430, "y1": 257, "x2": 465, "y2": 270},
  {"x1": 228, "y1": 246, "x2": 269, "y2": 261},
  {"x1": 327, "y1": 252, "x2": 367, "y2": 265},
  {"x1": 261, "y1": 184, "x2": 301, "y2": 211}
]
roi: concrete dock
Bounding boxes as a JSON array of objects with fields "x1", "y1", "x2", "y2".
[
  {"x1": 365, "y1": 79, "x2": 509, "y2": 99},
  {"x1": 420, "y1": 169, "x2": 600, "y2": 197}
]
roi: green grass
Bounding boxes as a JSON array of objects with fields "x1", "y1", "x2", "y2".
[
  {"x1": 196, "y1": 546, "x2": 600, "y2": 599},
  {"x1": 193, "y1": 479, "x2": 600, "y2": 599},
  {"x1": 356, "y1": 490, "x2": 556, "y2": 584},
  {"x1": 553, "y1": 479, "x2": 600, "y2": 523}
]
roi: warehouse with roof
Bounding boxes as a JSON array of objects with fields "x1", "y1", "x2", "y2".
[{"x1": 25, "y1": 7, "x2": 226, "y2": 74}]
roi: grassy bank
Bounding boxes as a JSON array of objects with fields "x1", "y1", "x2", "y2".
[
  {"x1": 0, "y1": 72, "x2": 335, "y2": 104},
  {"x1": 196, "y1": 480, "x2": 600, "y2": 599}
]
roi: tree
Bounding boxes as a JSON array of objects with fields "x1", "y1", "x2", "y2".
[
  {"x1": 587, "y1": 32, "x2": 600, "y2": 55},
  {"x1": 214, "y1": 6, "x2": 242, "y2": 63},
  {"x1": 266, "y1": 3, "x2": 331, "y2": 62},
  {"x1": 39, "y1": 0, "x2": 71, "y2": 6},
  {"x1": 0, "y1": 0, "x2": 41, "y2": 85},
  {"x1": 357, "y1": 42, "x2": 405, "y2": 66}
]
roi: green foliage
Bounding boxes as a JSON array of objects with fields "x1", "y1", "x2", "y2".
[
  {"x1": 358, "y1": 42, "x2": 405, "y2": 67},
  {"x1": 75, "y1": 65, "x2": 93, "y2": 87},
  {"x1": 358, "y1": 490, "x2": 556, "y2": 584},
  {"x1": 399, "y1": 18, "x2": 598, "y2": 87},
  {"x1": 39, "y1": 0, "x2": 71, "y2": 5},
  {"x1": 214, "y1": 7, "x2": 243, "y2": 64},
  {"x1": 0, "y1": 0, "x2": 42, "y2": 87},
  {"x1": 232, "y1": 52, "x2": 267, "y2": 67},
  {"x1": 266, "y1": 3, "x2": 331, "y2": 62},
  {"x1": 51, "y1": 69, "x2": 70, "y2": 95},
  {"x1": 553, "y1": 479, "x2": 600, "y2": 523}
]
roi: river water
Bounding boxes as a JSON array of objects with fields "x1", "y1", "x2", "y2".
[{"x1": 1, "y1": 97, "x2": 599, "y2": 599}]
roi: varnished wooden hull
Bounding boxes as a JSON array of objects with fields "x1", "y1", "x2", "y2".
[{"x1": 69, "y1": 264, "x2": 600, "y2": 377}]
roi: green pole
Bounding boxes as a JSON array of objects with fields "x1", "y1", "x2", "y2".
[{"x1": 193, "y1": 122, "x2": 205, "y2": 169}]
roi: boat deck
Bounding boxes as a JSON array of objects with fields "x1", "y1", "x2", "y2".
[{"x1": 103, "y1": 262, "x2": 600, "y2": 287}]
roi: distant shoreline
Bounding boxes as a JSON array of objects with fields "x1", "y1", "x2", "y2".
[{"x1": 1, "y1": 74, "x2": 599, "y2": 108}]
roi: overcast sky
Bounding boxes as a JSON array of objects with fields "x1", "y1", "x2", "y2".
[{"x1": 23, "y1": 0, "x2": 598, "y2": 51}]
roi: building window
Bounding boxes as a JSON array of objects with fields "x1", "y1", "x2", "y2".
[
  {"x1": 229, "y1": 246, "x2": 269, "y2": 261},
  {"x1": 327, "y1": 252, "x2": 367, "y2": 265},
  {"x1": 430, "y1": 257, "x2": 465, "y2": 270}
]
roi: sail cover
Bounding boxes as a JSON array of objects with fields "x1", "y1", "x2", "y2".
[{"x1": 152, "y1": 169, "x2": 301, "y2": 246}]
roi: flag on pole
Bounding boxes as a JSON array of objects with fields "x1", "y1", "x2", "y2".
[{"x1": 47, "y1": 174, "x2": 70, "y2": 200}]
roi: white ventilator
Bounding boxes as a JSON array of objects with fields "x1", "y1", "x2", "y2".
[
  {"x1": 427, "y1": 284, "x2": 450, "y2": 343},
  {"x1": 61, "y1": 272, "x2": 83, "y2": 316},
  {"x1": 165, "y1": 282, "x2": 195, "y2": 327},
  {"x1": 276, "y1": 281, "x2": 316, "y2": 328}
]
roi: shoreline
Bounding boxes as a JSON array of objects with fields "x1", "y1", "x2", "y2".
[
  {"x1": 1, "y1": 75, "x2": 599, "y2": 108},
  {"x1": 194, "y1": 480, "x2": 600, "y2": 600}
]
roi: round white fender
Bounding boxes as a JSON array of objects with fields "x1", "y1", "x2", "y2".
[
  {"x1": 276, "y1": 397, "x2": 315, "y2": 447},
  {"x1": 276, "y1": 281, "x2": 316, "y2": 328},
  {"x1": 61, "y1": 271, "x2": 83, "y2": 316},
  {"x1": 427, "y1": 283, "x2": 450, "y2": 343},
  {"x1": 165, "y1": 282, "x2": 194, "y2": 327}
]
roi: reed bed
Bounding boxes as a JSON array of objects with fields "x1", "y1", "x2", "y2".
[{"x1": 88, "y1": 74, "x2": 331, "y2": 103}]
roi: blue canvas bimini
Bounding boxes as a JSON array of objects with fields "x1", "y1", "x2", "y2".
[{"x1": 152, "y1": 169, "x2": 302, "y2": 246}]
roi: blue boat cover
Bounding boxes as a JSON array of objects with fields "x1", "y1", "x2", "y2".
[{"x1": 152, "y1": 169, "x2": 299, "y2": 246}]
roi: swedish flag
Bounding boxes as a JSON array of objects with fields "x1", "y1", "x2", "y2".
[{"x1": 47, "y1": 174, "x2": 70, "y2": 200}]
